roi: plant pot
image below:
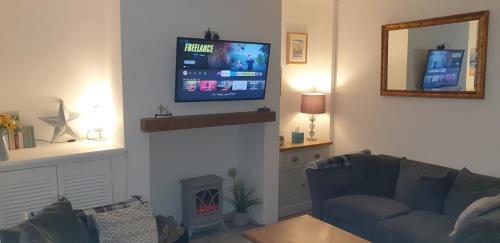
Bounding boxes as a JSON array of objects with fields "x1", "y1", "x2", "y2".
[
  {"x1": 0, "y1": 133, "x2": 9, "y2": 162},
  {"x1": 233, "y1": 212, "x2": 249, "y2": 227}
]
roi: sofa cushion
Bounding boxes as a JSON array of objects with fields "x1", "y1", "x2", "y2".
[
  {"x1": 444, "y1": 168, "x2": 500, "y2": 221},
  {"x1": 453, "y1": 209, "x2": 500, "y2": 243},
  {"x1": 322, "y1": 195, "x2": 411, "y2": 232},
  {"x1": 93, "y1": 202, "x2": 158, "y2": 243},
  {"x1": 395, "y1": 159, "x2": 457, "y2": 213},
  {"x1": 374, "y1": 210, "x2": 454, "y2": 243},
  {"x1": 348, "y1": 154, "x2": 402, "y2": 198},
  {"x1": 0, "y1": 198, "x2": 90, "y2": 243},
  {"x1": 73, "y1": 195, "x2": 147, "y2": 242},
  {"x1": 450, "y1": 194, "x2": 500, "y2": 237}
]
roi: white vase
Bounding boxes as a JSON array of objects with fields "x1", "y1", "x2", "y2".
[
  {"x1": 0, "y1": 133, "x2": 8, "y2": 162},
  {"x1": 233, "y1": 212, "x2": 249, "y2": 227}
]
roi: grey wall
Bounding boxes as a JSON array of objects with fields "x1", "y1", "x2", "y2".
[
  {"x1": 334, "y1": 0, "x2": 500, "y2": 177},
  {"x1": 121, "y1": 0, "x2": 281, "y2": 224}
]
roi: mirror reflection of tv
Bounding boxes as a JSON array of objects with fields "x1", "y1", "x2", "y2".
[
  {"x1": 175, "y1": 37, "x2": 271, "y2": 102},
  {"x1": 422, "y1": 49, "x2": 465, "y2": 90}
]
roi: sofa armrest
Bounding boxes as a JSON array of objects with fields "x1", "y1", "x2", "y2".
[
  {"x1": 454, "y1": 209, "x2": 500, "y2": 243},
  {"x1": 306, "y1": 167, "x2": 352, "y2": 219}
]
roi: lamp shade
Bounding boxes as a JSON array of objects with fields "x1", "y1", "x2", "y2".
[{"x1": 300, "y1": 93, "x2": 326, "y2": 114}]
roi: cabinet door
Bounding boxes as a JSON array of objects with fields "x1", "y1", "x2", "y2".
[
  {"x1": 279, "y1": 166, "x2": 309, "y2": 207},
  {"x1": 58, "y1": 159, "x2": 113, "y2": 210},
  {"x1": 0, "y1": 166, "x2": 58, "y2": 227}
]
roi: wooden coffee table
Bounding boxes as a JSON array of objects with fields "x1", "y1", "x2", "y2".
[{"x1": 243, "y1": 215, "x2": 370, "y2": 243}]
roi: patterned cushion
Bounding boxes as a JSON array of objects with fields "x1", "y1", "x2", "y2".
[
  {"x1": 93, "y1": 202, "x2": 158, "y2": 243},
  {"x1": 73, "y1": 196, "x2": 146, "y2": 242}
]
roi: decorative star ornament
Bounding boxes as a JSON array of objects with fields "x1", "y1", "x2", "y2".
[{"x1": 39, "y1": 99, "x2": 80, "y2": 143}]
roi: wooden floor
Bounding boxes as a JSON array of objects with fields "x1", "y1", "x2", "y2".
[{"x1": 190, "y1": 211, "x2": 312, "y2": 243}]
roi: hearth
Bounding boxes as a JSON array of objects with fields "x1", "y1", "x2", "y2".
[{"x1": 180, "y1": 174, "x2": 227, "y2": 236}]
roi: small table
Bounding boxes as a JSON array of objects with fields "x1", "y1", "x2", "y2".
[{"x1": 243, "y1": 215, "x2": 370, "y2": 243}]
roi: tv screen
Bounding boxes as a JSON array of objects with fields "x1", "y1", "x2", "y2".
[
  {"x1": 175, "y1": 37, "x2": 271, "y2": 102},
  {"x1": 422, "y1": 49, "x2": 465, "y2": 90}
]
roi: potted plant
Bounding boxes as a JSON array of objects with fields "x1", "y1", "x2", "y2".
[
  {"x1": 225, "y1": 168, "x2": 261, "y2": 227},
  {"x1": 0, "y1": 115, "x2": 16, "y2": 162}
]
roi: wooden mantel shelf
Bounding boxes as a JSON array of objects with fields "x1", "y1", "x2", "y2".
[{"x1": 141, "y1": 111, "x2": 276, "y2": 132}]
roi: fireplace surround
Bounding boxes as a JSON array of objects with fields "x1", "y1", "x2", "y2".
[{"x1": 180, "y1": 174, "x2": 227, "y2": 236}]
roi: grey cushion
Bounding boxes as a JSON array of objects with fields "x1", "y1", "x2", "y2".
[
  {"x1": 348, "y1": 154, "x2": 402, "y2": 198},
  {"x1": 444, "y1": 168, "x2": 500, "y2": 221},
  {"x1": 374, "y1": 210, "x2": 454, "y2": 243},
  {"x1": 451, "y1": 194, "x2": 500, "y2": 237},
  {"x1": 322, "y1": 195, "x2": 411, "y2": 232},
  {"x1": 0, "y1": 198, "x2": 90, "y2": 243},
  {"x1": 454, "y1": 209, "x2": 500, "y2": 243},
  {"x1": 395, "y1": 158, "x2": 457, "y2": 213}
]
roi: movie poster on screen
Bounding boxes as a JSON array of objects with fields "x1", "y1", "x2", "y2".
[{"x1": 287, "y1": 32, "x2": 308, "y2": 64}]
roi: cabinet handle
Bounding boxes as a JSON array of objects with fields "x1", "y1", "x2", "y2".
[
  {"x1": 314, "y1": 154, "x2": 321, "y2": 159},
  {"x1": 302, "y1": 183, "x2": 306, "y2": 187},
  {"x1": 291, "y1": 157, "x2": 299, "y2": 162}
]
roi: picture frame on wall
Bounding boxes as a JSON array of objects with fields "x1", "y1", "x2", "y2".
[{"x1": 286, "y1": 32, "x2": 308, "y2": 64}]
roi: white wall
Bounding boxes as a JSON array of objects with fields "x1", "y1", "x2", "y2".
[
  {"x1": 466, "y1": 21, "x2": 479, "y2": 91},
  {"x1": 334, "y1": 0, "x2": 500, "y2": 177},
  {"x1": 281, "y1": 0, "x2": 333, "y2": 142},
  {"x1": 387, "y1": 29, "x2": 409, "y2": 90},
  {"x1": 121, "y1": 0, "x2": 281, "y2": 224},
  {"x1": 0, "y1": 0, "x2": 124, "y2": 145}
]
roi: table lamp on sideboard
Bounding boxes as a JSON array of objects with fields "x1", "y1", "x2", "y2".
[{"x1": 300, "y1": 93, "x2": 326, "y2": 141}]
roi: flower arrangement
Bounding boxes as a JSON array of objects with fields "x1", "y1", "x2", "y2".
[{"x1": 0, "y1": 115, "x2": 16, "y2": 130}]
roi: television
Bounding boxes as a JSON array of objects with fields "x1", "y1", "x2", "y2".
[
  {"x1": 175, "y1": 37, "x2": 271, "y2": 102},
  {"x1": 422, "y1": 49, "x2": 465, "y2": 90}
]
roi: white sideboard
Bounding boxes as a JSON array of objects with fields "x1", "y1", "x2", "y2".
[
  {"x1": 0, "y1": 141, "x2": 127, "y2": 228},
  {"x1": 278, "y1": 140, "x2": 332, "y2": 218}
]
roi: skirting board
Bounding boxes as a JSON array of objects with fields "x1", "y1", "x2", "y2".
[{"x1": 278, "y1": 201, "x2": 312, "y2": 218}]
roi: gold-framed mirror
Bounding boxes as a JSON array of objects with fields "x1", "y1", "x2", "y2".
[{"x1": 381, "y1": 11, "x2": 489, "y2": 99}]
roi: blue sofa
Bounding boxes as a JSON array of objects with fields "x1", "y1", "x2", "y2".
[{"x1": 306, "y1": 153, "x2": 500, "y2": 243}]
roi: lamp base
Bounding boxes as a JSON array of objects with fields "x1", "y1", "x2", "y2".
[{"x1": 308, "y1": 114, "x2": 317, "y2": 141}]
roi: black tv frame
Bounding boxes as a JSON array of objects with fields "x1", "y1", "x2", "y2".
[
  {"x1": 422, "y1": 49, "x2": 465, "y2": 90},
  {"x1": 174, "y1": 37, "x2": 272, "y2": 102}
]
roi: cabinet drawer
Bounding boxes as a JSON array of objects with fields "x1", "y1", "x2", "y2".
[
  {"x1": 280, "y1": 151, "x2": 304, "y2": 169},
  {"x1": 280, "y1": 147, "x2": 330, "y2": 169},
  {"x1": 301, "y1": 148, "x2": 329, "y2": 162}
]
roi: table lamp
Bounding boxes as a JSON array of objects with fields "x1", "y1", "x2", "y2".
[{"x1": 300, "y1": 93, "x2": 326, "y2": 141}]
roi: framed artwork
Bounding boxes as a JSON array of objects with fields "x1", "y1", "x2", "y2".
[{"x1": 286, "y1": 32, "x2": 308, "y2": 64}]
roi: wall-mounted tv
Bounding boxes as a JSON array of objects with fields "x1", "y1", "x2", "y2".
[
  {"x1": 422, "y1": 49, "x2": 465, "y2": 90},
  {"x1": 175, "y1": 37, "x2": 271, "y2": 102}
]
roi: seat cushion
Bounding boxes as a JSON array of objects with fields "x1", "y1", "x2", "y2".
[
  {"x1": 444, "y1": 168, "x2": 500, "y2": 221},
  {"x1": 349, "y1": 154, "x2": 402, "y2": 198},
  {"x1": 374, "y1": 210, "x2": 454, "y2": 243},
  {"x1": 322, "y1": 195, "x2": 411, "y2": 232},
  {"x1": 395, "y1": 158, "x2": 457, "y2": 213}
]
